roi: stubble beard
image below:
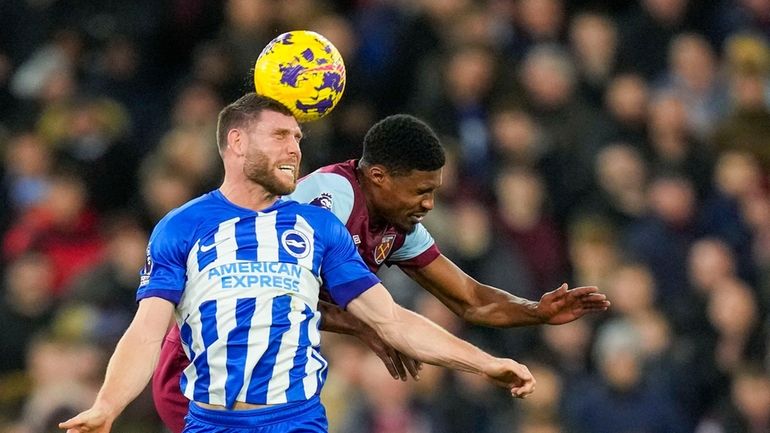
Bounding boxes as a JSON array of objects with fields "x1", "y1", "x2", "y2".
[{"x1": 243, "y1": 149, "x2": 296, "y2": 196}]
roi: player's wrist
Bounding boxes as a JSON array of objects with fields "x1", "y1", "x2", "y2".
[
  {"x1": 480, "y1": 356, "x2": 508, "y2": 377},
  {"x1": 89, "y1": 399, "x2": 116, "y2": 424},
  {"x1": 92, "y1": 397, "x2": 122, "y2": 421},
  {"x1": 530, "y1": 300, "x2": 549, "y2": 324}
]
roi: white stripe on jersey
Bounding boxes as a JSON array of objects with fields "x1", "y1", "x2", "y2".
[
  {"x1": 212, "y1": 217, "x2": 240, "y2": 262},
  {"x1": 256, "y1": 211, "x2": 279, "y2": 261},
  {"x1": 265, "y1": 296, "x2": 305, "y2": 403},
  {"x1": 294, "y1": 215, "x2": 316, "y2": 270},
  {"x1": 207, "y1": 297, "x2": 237, "y2": 406}
]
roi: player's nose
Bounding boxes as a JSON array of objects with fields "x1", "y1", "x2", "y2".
[
  {"x1": 286, "y1": 137, "x2": 301, "y2": 157},
  {"x1": 421, "y1": 195, "x2": 435, "y2": 211}
]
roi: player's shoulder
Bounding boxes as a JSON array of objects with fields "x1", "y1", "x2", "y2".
[
  {"x1": 289, "y1": 160, "x2": 358, "y2": 221},
  {"x1": 152, "y1": 191, "x2": 220, "y2": 236},
  {"x1": 284, "y1": 199, "x2": 342, "y2": 223},
  {"x1": 297, "y1": 161, "x2": 356, "y2": 195},
  {"x1": 314, "y1": 159, "x2": 357, "y2": 176}
]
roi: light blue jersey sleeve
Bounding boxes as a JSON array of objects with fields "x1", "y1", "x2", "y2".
[
  {"x1": 388, "y1": 223, "x2": 436, "y2": 262},
  {"x1": 287, "y1": 172, "x2": 355, "y2": 224},
  {"x1": 136, "y1": 212, "x2": 192, "y2": 304}
]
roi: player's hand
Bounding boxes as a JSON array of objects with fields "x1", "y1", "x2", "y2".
[
  {"x1": 536, "y1": 283, "x2": 610, "y2": 325},
  {"x1": 59, "y1": 406, "x2": 113, "y2": 433},
  {"x1": 356, "y1": 325, "x2": 422, "y2": 381},
  {"x1": 483, "y1": 358, "x2": 535, "y2": 398}
]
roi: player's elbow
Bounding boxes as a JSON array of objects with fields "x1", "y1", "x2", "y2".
[{"x1": 370, "y1": 305, "x2": 411, "y2": 345}]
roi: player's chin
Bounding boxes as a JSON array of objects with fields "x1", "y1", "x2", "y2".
[
  {"x1": 271, "y1": 180, "x2": 296, "y2": 196},
  {"x1": 276, "y1": 173, "x2": 298, "y2": 191},
  {"x1": 397, "y1": 219, "x2": 418, "y2": 233}
]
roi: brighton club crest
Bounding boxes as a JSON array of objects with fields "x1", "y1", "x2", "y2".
[{"x1": 374, "y1": 234, "x2": 396, "y2": 265}]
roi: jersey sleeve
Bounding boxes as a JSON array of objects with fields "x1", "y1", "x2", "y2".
[
  {"x1": 136, "y1": 215, "x2": 191, "y2": 304},
  {"x1": 287, "y1": 172, "x2": 355, "y2": 224},
  {"x1": 318, "y1": 214, "x2": 380, "y2": 308},
  {"x1": 387, "y1": 223, "x2": 440, "y2": 268}
]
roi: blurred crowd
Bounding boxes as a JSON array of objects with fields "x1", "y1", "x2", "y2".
[{"x1": 1, "y1": 0, "x2": 770, "y2": 432}]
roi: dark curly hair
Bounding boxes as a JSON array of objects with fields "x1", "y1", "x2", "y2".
[{"x1": 361, "y1": 114, "x2": 445, "y2": 175}]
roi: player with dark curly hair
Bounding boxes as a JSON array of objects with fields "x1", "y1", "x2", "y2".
[{"x1": 151, "y1": 113, "x2": 609, "y2": 433}]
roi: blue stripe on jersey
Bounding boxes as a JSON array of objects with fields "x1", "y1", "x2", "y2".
[
  {"x1": 193, "y1": 300, "x2": 219, "y2": 403},
  {"x1": 247, "y1": 295, "x2": 292, "y2": 402},
  {"x1": 197, "y1": 232, "x2": 219, "y2": 271},
  {"x1": 275, "y1": 209, "x2": 299, "y2": 265},
  {"x1": 179, "y1": 322, "x2": 195, "y2": 394},
  {"x1": 284, "y1": 304, "x2": 313, "y2": 401},
  {"x1": 225, "y1": 297, "x2": 257, "y2": 408},
  {"x1": 311, "y1": 231, "x2": 323, "y2": 275},
  {"x1": 310, "y1": 351, "x2": 328, "y2": 391},
  {"x1": 235, "y1": 217, "x2": 257, "y2": 262}
]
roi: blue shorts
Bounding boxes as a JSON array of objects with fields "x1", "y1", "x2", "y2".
[{"x1": 183, "y1": 396, "x2": 328, "y2": 433}]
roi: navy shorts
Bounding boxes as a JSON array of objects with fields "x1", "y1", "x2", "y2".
[{"x1": 183, "y1": 396, "x2": 328, "y2": 433}]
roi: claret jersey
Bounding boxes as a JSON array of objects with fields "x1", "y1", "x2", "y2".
[
  {"x1": 287, "y1": 159, "x2": 440, "y2": 273},
  {"x1": 139, "y1": 190, "x2": 379, "y2": 408}
]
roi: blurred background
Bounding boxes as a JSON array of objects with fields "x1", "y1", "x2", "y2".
[{"x1": 0, "y1": 0, "x2": 769, "y2": 432}]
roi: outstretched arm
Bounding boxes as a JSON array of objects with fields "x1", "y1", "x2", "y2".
[
  {"x1": 347, "y1": 283, "x2": 535, "y2": 398},
  {"x1": 319, "y1": 300, "x2": 421, "y2": 380},
  {"x1": 402, "y1": 255, "x2": 610, "y2": 327},
  {"x1": 60, "y1": 297, "x2": 174, "y2": 433}
]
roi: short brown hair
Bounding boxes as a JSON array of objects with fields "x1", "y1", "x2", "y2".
[{"x1": 216, "y1": 93, "x2": 293, "y2": 154}]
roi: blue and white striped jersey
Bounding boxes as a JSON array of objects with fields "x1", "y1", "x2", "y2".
[{"x1": 137, "y1": 190, "x2": 380, "y2": 408}]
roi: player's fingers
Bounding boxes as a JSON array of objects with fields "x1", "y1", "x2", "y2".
[
  {"x1": 584, "y1": 303, "x2": 611, "y2": 311},
  {"x1": 553, "y1": 283, "x2": 568, "y2": 294},
  {"x1": 376, "y1": 348, "x2": 400, "y2": 379},
  {"x1": 581, "y1": 294, "x2": 610, "y2": 304},
  {"x1": 568, "y1": 286, "x2": 599, "y2": 297},
  {"x1": 391, "y1": 350, "x2": 409, "y2": 381},
  {"x1": 511, "y1": 383, "x2": 535, "y2": 398},
  {"x1": 59, "y1": 417, "x2": 83, "y2": 430},
  {"x1": 510, "y1": 380, "x2": 535, "y2": 398},
  {"x1": 404, "y1": 355, "x2": 421, "y2": 380}
]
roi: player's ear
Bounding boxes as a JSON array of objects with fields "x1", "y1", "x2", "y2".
[
  {"x1": 227, "y1": 128, "x2": 245, "y2": 157},
  {"x1": 368, "y1": 165, "x2": 388, "y2": 185}
]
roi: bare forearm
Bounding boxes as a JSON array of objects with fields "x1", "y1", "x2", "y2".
[
  {"x1": 404, "y1": 257, "x2": 546, "y2": 328},
  {"x1": 319, "y1": 300, "x2": 366, "y2": 335},
  {"x1": 92, "y1": 324, "x2": 164, "y2": 418},
  {"x1": 373, "y1": 305, "x2": 496, "y2": 375},
  {"x1": 461, "y1": 284, "x2": 544, "y2": 327}
]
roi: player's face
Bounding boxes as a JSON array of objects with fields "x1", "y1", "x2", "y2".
[
  {"x1": 377, "y1": 168, "x2": 443, "y2": 232},
  {"x1": 243, "y1": 111, "x2": 302, "y2": 195}
]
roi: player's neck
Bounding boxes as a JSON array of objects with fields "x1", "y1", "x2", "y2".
[
  {"x1": 355, "y1": 168, "x2": 389, "y2": 229},
  {"x1": 219, "y1": 179, "x2": 279, "y2": 211}
]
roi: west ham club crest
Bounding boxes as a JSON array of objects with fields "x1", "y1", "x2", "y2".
[{"x1": 374, "y1": 234, "x2": 396, "y2": 265}]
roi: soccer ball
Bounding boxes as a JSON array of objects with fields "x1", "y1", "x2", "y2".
[{"x1": 254, "y1": 30, "x2": 346, "y2": 122}]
